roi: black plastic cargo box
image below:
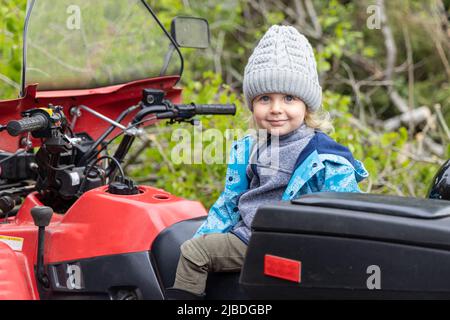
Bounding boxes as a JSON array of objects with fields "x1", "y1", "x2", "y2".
[{"x1": 240, "y1": 192, "x2": 450, "y2": 299}]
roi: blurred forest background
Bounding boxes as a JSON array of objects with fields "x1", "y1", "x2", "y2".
[{"x1": 0, "y1": 0, "x2": 449, "y2": 208}]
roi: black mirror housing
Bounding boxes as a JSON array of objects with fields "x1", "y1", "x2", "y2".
[{"x1": 171, "y1": 16, "x2": 210, "y2": 49}]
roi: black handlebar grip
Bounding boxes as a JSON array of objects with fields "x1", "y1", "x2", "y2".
[
  {"x1": 6, "y1": 114, "x2": 48, "y2": 137},
  {"x1": 194, "y1": 104, "x2": 236, "y2": 115}
]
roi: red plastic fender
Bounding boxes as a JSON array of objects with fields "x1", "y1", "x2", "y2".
[
  {"x1": 0, "y1": 76, "x2": 182, "y2": 152},
  {"x1": 0, "y1": 242, "x2": 33, "y2": 300}
]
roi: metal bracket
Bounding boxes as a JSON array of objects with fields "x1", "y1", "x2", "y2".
[{"x1": 70, "y1": 105, "x2": 142, "y2": 136}]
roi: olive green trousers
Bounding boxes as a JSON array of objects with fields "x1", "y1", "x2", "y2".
[{"x1": 172, "y1": 233, "x2": 247, "y2": 295}]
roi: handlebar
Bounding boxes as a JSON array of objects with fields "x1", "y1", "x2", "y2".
[
  {"x1": 177, "y1": 103, "x2": 236, "y2": 115},
  {"x1": 155, "y1": 103, "x2": 236, "y2": 121},
  {"x1": 0, "y1": 98, "x2": 237, "y2": 205},
  {"x1": 106, "y1": 103, "x2": 236, "y2": 179},
  {"x1": 6, "y1": 114, "x2": 48, "y2": 137}
]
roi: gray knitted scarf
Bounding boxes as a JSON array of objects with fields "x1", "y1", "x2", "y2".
[{"x1": 232, "y1": 124, "x2": 315, "y2": 244}]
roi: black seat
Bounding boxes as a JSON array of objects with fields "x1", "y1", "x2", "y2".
[
  {"x1": 151, "y1": 217, "x2": 205, "y2": 289},
  {"x1": 151, "y1": 217, "x2": 248, "y2": 299}
]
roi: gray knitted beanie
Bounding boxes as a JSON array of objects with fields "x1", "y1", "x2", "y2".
[{"x1": 243, "y1": 25, "x2": 322, "y2": 112}]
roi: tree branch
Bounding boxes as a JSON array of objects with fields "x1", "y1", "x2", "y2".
[
  {"x1": 304, "y1": 0, "x2": 322, "y2": 38},
  {"x1": 0, "y1": 74, "x2": 20, "y2": 90},
  {"x1": 434, "y1": 104, "x2": 450, "y2": 141},
  {"x1": 383, "y1": 106, "x2": 431, "y2": 131}
]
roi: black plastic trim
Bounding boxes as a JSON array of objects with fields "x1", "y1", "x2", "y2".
[
  {"x1": 38, "y1": 251, "x2": 164, "y2": 300},
  {"x1": 241, "y1": 231, "x2": 450, "y2": 299},
  {"x1": 293, "y1": 192, "x2": 450, "y2": 219},
  {"x1": 252, "y1": 200, "x2": 450, "y2": 251}
]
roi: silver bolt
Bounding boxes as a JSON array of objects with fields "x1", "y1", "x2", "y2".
[
  {"x1": 146, "y1": 95, "x2": 155, "y2": 105},
  {"x1": 70, "y1": 107, "x2": 82, "y2": 117},
  {"x1": 20, "y1": 137, "x2": 32, "y2": 149},
  {"x1": 29, "y1": 162, "x2": 39, "y2": 171}
]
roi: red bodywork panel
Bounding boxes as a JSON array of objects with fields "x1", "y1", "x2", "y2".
[
  {"x1": 0, "y1": 77, "x2": 209, "y2": 299},
  {"x1": 0, "y1": 186, "x2": 207, "y2": 299},
  {"x1": 0, "y1": 242, "x2": 34, "y2": 299},
  {"x1": 0, "y1": 76, "x2": 182, "y2": 152}
]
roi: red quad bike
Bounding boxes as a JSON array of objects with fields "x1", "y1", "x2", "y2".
[{"x1": 1, "y1": 0, "x2": 450, "y2": 300}]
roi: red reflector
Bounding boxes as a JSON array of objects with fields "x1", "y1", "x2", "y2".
[{"x1": 264, "y1": 254, "x2": 301, "y2": 283}]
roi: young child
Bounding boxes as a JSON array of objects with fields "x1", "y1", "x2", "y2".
[{"x1": 166, "y1": 25, "x2": 368, "y2": 299}]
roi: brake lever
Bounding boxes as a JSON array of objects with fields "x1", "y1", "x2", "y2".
[
  {"x1": 167, "y1": 118, "x2": 200, "y2": 126},
  {"x1": 159, "y1": 104, "x2": 199, "y2": 126},
  {"x1": 160, "y1": 110, "x2": 199, "y2": 126}
]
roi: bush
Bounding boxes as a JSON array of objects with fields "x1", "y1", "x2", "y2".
[{"x1": 1, "y1": 0, "x2": 447, "y2": 209}]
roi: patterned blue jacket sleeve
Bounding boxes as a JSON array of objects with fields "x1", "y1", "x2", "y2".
[
  {"x1": 193, "y1": 138, "x2": 251, "y2": 237},
  {"x1": 318, "y1": 158, "x2": 367, "y2": 193}
]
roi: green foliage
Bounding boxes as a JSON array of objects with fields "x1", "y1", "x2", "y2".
[
  {"x1": 128, "y1": 71, "x2": 251, "y2": 207},
  {"x1": 0, "y1": 0, "x2": 447, "y2": 209},
  {"x1": 0, "y1": 0, "x2": 26, "y2": 99}
]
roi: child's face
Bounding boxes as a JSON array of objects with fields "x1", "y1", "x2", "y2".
[{"x1": 252, "y1": 93, "x2": 307, "y2": 136}]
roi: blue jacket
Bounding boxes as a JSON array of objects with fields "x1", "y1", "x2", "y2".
[{"x1": 194, "y1": 131, "x2": 369, "y2": 238}]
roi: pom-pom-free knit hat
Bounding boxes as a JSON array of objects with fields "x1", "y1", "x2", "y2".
[{"x1": 243, "y1": 25, "x2": 322, "y2": 112}]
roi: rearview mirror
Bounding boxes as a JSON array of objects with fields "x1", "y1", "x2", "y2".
[{"x1": 170, "y1": 16, "x2": 210, "y2": 49}]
